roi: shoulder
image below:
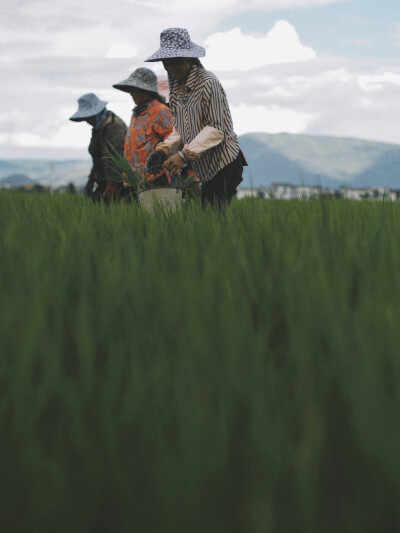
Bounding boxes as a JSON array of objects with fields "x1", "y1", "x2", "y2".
[
  {"x1": 203, "y1": 70, "x2": 222, "y2": 88},
  {"x1": 150, "y1": 100, "x2": 173, "y2": 119},
  {"x1": 151, "y1": 100, "x2": 172, "y2": 113},
  {"x1": 195, "y1": 68, "x2": 220, "y2": 84},
  {"x1": 104, "y1": 111, "x2": 127, "y2": 131},
  {"x1": 110, "y1": 112, "x2": 127, "y2": 129},
  {"x1": 195, "y1": 69, "x2": 223, "y2": 95}
]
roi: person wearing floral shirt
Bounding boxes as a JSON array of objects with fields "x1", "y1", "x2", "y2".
[{"x1": 113, "y1": 68, "x2": 173, "y2": 185}]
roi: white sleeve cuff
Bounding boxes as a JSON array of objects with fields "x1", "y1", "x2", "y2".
[{"x1": 182, "y1": 126, "x2": 224, "y2": 160}]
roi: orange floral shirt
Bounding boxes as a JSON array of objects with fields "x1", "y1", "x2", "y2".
[{"x1": 124, "y1": 99, "x2": 173, "y2": 181}]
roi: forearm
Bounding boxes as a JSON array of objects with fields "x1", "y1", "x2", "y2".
[
  {"x1": 156, "y1": 127, "x2": 183, "y2": 157},
  {"x1": 181, "y1": 126, "x2": 224, "y2": 161}
]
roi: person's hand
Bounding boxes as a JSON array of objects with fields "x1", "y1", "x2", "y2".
[
  {"x1": 145, "y1": 150, "x2": 167, "y2": 175},
  {"x1": 164, "y1": 153, "x2": 184, "y2": 175}
]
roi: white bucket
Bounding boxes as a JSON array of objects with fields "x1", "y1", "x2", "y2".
[{"x1": 137, "y1": 187, "x2": 183, "y2": 215}]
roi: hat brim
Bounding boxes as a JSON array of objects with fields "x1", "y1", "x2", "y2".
[
  {"x1": 113, "y1": 81, "x2": 159, "y2": 95},
  {"x1": 69, "y1": 116, "x2": 93, "y2": 122},
  {"x1": 145, "y1": 43, "x2": 205, "y2": 62}
]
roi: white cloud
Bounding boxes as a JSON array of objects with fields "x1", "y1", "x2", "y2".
[
  {"x1": 251, "y1": 75, "x2": 276, "y2": 86},
  {"x1": 358, "y1": 72, "x2": 400, "y2": 92},
  {"x1": 231, "y1": 104, "x2": 314, "y2": 135},
  {"x1": 10, "y1": 133, "x2": 46, "y2": 147},
  {"x1": 205, "y1": 22, "x2": 316, "y2": 71},
  {"x1": 218, "y1": 78, "x2": 241, "y2": 90},
  {"x1": 50, "y1": 123, "x2": 92, "y2": 148},
  {"x1": 2, "y1": 124, "x2": 91, "y2": 149},
  {"x1": 128, "y1": 0, "x2": 350, "y2": 13},
  {"x1": 243, "y1": 0, "x2": 349, "y2": 7},
  {"x1": 49, "y1": 27, "x2": 126, "y2": 57},
  {"x1": 167, "y1": 0, "x2": 234, "y2": 11},
  {"x1": 213, "y1": 60, "x2": 400, "y2": 145},
  {"x1": 105, "y1": 44, "x2": 138, "y2": 59},
  {"x1": 1, "y1": 0, "x2": 399, "y2": 157}
]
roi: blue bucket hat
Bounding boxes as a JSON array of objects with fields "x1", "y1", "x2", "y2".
[
  {"x1": 145, "y1": 28, "x2": 205, "y2": 62},
  {"x1": 113, "y1": 68, "x2": 159, "y2": 94},
  {"x1": 69, "y1": 93, "x2": 107, "y2": 121}
]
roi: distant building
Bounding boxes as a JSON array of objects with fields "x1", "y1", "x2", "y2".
[
  {"x1": 236, "y1": 189, "x2": 258, "y2": 200},
  {"x1": 236, "y1": 183, "x2": 400, "y2": 201},
  {"x1": 268, "y1": 183, "x2": 335, "y2": 200},
  {"x1": 340, "y1": 186, "x2": 398, "y2": 201}
]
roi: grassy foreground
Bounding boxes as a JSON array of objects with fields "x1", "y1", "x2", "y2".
[{"x1": 1, "y1": 191, "x2": 400, "y2": 532}]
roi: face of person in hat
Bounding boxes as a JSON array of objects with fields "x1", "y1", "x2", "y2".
[
  {"x1": 162, "y1": 58, "x2": 193, "y2": 83},
  {"x1": 85, "y1": 115, "x2": 97, "y2": 126},
  {"x1": 129, "y1": 87, "x2": 155, "y2": 106}
]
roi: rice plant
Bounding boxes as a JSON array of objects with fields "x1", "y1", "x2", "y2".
[
  {"x1": 103, "y1": 144, "x2": 198, "y2": 195},
  {"x1": 1, "y1": 192, "x2": 400, "y2": 533},
  {"x1": 103, "y1": 143, "x2": 152, "y2": 192}
]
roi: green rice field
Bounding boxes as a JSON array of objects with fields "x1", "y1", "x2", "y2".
[{"x1": 1, "y1": 191, "x2": 400, "y2": 532}]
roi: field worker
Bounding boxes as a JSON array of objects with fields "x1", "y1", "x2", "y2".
[
  {"x1": 69, "y1": 93, "x2": 127, "y2": 201},
  {"x1": 113, "y1": 68, "x2": 173, "y2": 186},
  {"x1": 145, "y1": 28, "x2": 246, "y2": 209}
]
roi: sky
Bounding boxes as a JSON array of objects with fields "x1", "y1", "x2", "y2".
[{"x1": 1, "y1": 0, "x2": 400, "y2": 159}]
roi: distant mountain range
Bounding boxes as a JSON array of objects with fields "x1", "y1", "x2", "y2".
[
  {"x1": 0, "y1": 173, "x2": 37, "y2": 187},
  {"x1": 1, "y1": 133, "x2": 400, "y2": 189},
  {"x1": 239, "y1": 133, "x2": 400, "y2": 189},
  {"x1": 0, "y1": 160, "x2": 90, "y2": 188}
]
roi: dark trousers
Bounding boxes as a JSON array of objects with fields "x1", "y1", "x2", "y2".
[{"x1": 201, "y1": 155, "x2": 243, "y2": 210}]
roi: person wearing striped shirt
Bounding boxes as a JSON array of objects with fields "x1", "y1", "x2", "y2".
[{"x1": 145, "y1": 27, "x2": 246, "y2": 209}]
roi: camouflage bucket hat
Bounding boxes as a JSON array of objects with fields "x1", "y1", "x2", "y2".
[
  {"x1": 69, "y1": 93, "x2": 107, "y2": 121},
  {"x1": 113, "y1": 68, "x2": 159, "y2": 94},
  {"x1": 145, "y1": 28, "x2": 205, "y2": 62}
]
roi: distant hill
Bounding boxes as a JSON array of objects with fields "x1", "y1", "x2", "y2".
[
  {"x1": 1, "y1": 133, "x2": 400, "y2": 189},
  {"x1": 0, "y1": 174, "x2": 37, "y2": 187},
  {"x1": 0, "y1": 160, "x2": 91, "y2": 188},
  {"x1": 238, "y1": 133, "x2": 400, "y2": 189}
]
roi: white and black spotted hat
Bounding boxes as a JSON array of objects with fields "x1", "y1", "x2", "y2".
[
  {"x1": 145, "y1": 28, "x2": 205, "y2": 62},
  {"x1": 113, "y1": 68, "x2": 159, "y2": 94},
  {"x1": 69, "y1": 93, "x2": 107, "y2": 121}
]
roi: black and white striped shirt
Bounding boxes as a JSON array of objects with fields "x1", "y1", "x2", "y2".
[{"x1": 168, "y1": 65, "x2": 240, "y2": 183}]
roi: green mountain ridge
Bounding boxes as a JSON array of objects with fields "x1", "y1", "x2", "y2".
[
  {"x1": 239, "y1": 132, "x2": 400, "y2": 189},
  {"x1": 0, "y1": 173, "x2": 37, "y2": 186}
]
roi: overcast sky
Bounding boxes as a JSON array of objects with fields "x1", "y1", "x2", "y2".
[{"x1": 1, "y1": 0, "x2": 400, "y2": 159}]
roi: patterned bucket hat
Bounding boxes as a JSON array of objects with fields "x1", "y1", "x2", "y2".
[
  {"x1": 145, "y1": 28, "x2": 205, "y2": 62},
  {"x1": 69, "y1": 93, "x2": 107, "y2": 121},
  {"x1": 113, "y1": 67, "x2": 159, "y2": 94}
]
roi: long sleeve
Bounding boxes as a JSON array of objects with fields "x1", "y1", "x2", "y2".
[
  {"x1": 156, "y1": 126, "x2": 183, "y2": 157},
  {"x1": 182, "y1": 126, "x2": 224, "y2": 160}
]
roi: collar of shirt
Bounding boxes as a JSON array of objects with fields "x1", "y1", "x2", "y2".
[
  {"x1": 171, "y1": 64, "x2": 199, "y2": 97},
  {"x1": 185, "y1": 64, "x2": 200, "y2": 93},
  {"x1": 94, "y1": 108, "x2": 108, "y2": 130},
  {"x1": 133, "y1": 100, "x2": 154, "y2": 117}
]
